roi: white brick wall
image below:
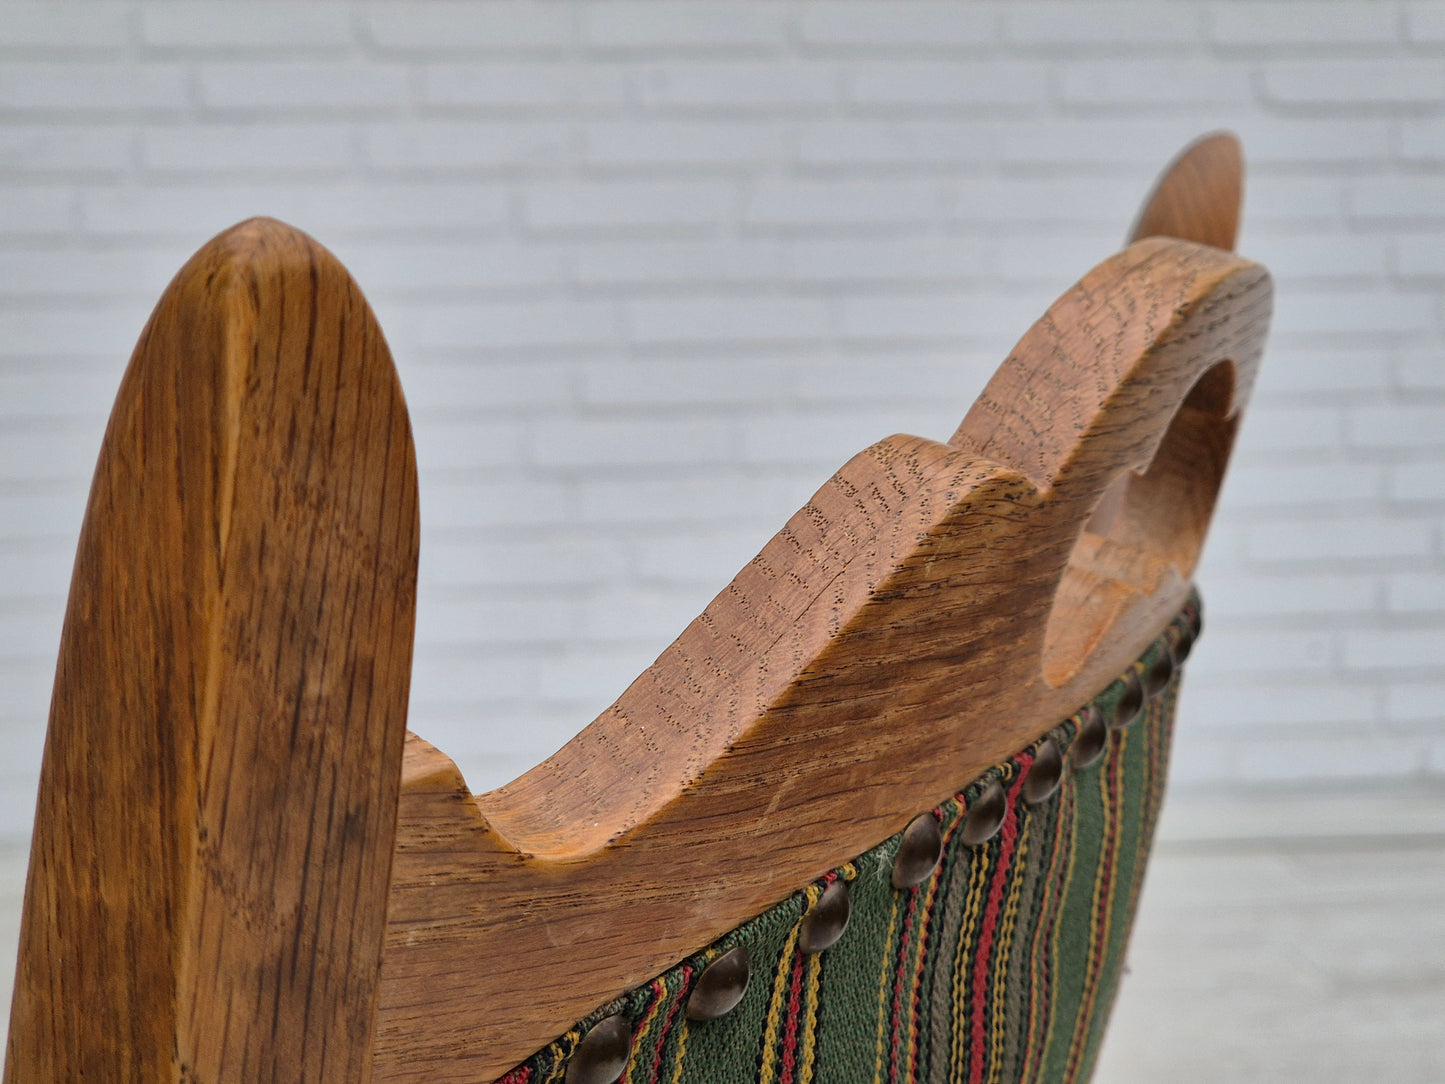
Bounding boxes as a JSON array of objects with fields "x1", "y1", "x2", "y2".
[{"x1": 0, "y1": 1, "x2": 1442, "y2": 843}]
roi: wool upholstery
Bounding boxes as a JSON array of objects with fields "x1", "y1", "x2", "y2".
[{"x1": 496, "y1": 596, "x2": 1196, "y2": 1084}]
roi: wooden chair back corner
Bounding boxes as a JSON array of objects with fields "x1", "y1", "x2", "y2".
[{"x1": 6, "y1": 133, "x2": 1270, "y2": 1084}]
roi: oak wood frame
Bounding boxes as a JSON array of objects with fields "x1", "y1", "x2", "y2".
[{"x1": 6, "y1": 133, "x2": 1267, "y2": 1083}]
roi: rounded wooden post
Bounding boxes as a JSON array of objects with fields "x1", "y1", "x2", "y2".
[{"x1": 6, "y1": 219, "x2": 419, "y2": 1083}]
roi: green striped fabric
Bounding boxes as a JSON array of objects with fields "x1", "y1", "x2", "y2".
[{"x1": 498, "y1": 596, "x2": 1196, "y2": 1084}]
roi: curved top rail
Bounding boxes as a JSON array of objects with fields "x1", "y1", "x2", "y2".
[
  {"x1": 376, "y1": 236, "x2": 1273, "y2": 1082},
  {"x1": 488, "y1": 239, "x2": 1269, "y2": 858}
]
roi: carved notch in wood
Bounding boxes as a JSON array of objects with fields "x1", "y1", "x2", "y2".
[
  {"x1": 5, "y1": 133, "x2": 1269, "y2": 1084},
  {"x1": 375, "y1": 237, "x2": 1272, "y2": 1081}
]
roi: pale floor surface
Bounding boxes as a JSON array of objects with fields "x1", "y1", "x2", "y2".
[
  {"x1": 1095, "y1": 791, "x2": 1445, "y2": 1083},
  {"x1": 0, "y1": 792, "x2": 1440, "y2": 1079}
]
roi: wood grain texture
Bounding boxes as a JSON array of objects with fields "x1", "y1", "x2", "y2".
[
  {"x1": 7, "y1": 136, "x2": 1265, "y2": 1083},
  {"x1": 1127, "y1": 131, "x2": 1243, "y2": 251},
  {"x1": 373, "y1": 236, "x2": 1272, "y2": 1082},
  {"x1": 6, "y1": 219, "x2": 419, "y2": 1082}
]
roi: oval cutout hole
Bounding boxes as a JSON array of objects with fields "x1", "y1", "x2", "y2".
[{"x1": 1041, "y1": 360, "x2": 1237, "y2": 688}]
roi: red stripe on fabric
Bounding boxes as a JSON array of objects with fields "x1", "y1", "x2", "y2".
[
  {"x1": 905, "y1": 870, "x2": 936, "y2": 1084},
  {"x1": 888, "y1": 888, "x2": 921, "y2": 1083},
  {"x1": 779, "y1": 947, "x2": 806, "y2": 1084},
  {"x1": 646, "y1": 966, "x2": 692, "y2": 1084},
  {"x1": 781, "y1": 870, "x2": 839, "y2": 1084},
  {"x1": 496, "y1": 1067, "x2": 531, "y2": 1084},
  {"x1": 967, "y1": 769, "x2": 1028, "y2": 1084}
]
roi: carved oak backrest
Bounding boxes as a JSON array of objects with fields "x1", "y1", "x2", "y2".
[{"x1": 6, "y1": 134, "x2": 1267, "y2": 1083}]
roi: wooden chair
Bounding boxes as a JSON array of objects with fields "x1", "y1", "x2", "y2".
[{"x1": 5, "y1": 133, "x2": 1269, "y2": 1083}]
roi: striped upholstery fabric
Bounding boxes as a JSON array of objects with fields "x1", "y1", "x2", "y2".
[{"x1": 497, "y1": 596, "x2": 1197, "y2": 1084}]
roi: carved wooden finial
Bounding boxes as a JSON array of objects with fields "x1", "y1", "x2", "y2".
[{"x1": 1128, "y1": 131, "x2": 1244, "y2": 251}]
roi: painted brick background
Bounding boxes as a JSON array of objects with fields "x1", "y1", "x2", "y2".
[{"x1": 0, "y1": 1, "x2": 1443, "y2": 847}]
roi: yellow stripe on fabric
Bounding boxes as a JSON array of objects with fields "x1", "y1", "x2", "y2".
[
  {"x1": 901, "y1": 851, "x2": 947, "y2": 1078},
  {"x1": 1061, "y1": 748, "x2": 1115, "y2": 1077},
  {"x1": 871, "y1": 876, "x2": 906, "y2": 1081},
  {"x1": 797, "y1": 950, "x2": 824, "y2": 1084},
  {"x1": 1063, "y1": 727, "x2": 1127, "y2": 1079},
  {"x1": 1013, "y1": 801, "x2": 1051, "y2": 1084},
  {"x1": 504, "y1": 605, "x2": 1191, "y2": 1084},
  {"x1": 799, "y1": 863, "x2": 854, "y2": 1084},
  {"x1": 544, "y1": 1028, "x2": 585, "y2": 1084},
  {"x1": 623, "y1": 978, "x2": 668, "y2": 1080},
  {"x1": 1126, "y1": 688, "x2": 1172, "y2": 925},
  {"x1": 1035, "y1": 771, "x2": 1078, "y2": 1082},
  {"x1": 666, "y1": 1014, "x2": 689, "y2": 1084},
  {"x1": 1036, "y1": 769, "x2": 1083, "y2": 1081},
  {"x1": 984, "y1": 812, "x2": 1032, "y2": 1084},
  {"x1": 1119, "y1": 703, "x2": 1155, "y2": 926},
  {"x1": 759, "y1": 884, "x2": 815, "y2": 1084},
  {"x1": 948, "y1": 813, "x2": 994, "y2": 1084}
]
